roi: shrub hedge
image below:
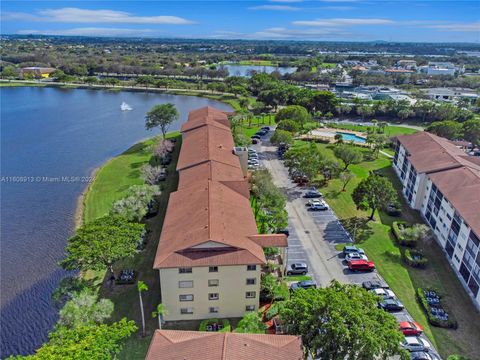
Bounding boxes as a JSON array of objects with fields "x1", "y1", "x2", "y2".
[
  {"x1": 416, "y1": 288, "x2": 458, "y2": 329},
  {"x1": 403, "y1": 249, "x2": 428, "y2": 268},
  {"x1": 392, "y1": 221, "x2": 417, "y2": 247},
  {"x1": 199, "y1": 318, "x2": 231, "y2": 332}
]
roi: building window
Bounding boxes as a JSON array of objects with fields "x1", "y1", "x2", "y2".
[
  {"x1": 179, "y1": 294, "x2": 194, "y2": 302},
  {"x1": 209, "y1": 266, "x2": 219, "y2": 273},
  {"x1": 245, "y1": 291, "x2": 256, "y2": 299},
  {"x1": 208, "y1": 293, "x2": 219, "y2": 300},
  {"x1": 247, "y1": 265, "x2": 257, "y2": 271},
  {"x1": 179, "y1": 281, "x2": 193, "y2": 288},
  {"x1": 179, "y1": 267, "x2": 192, "y2": 274},
  {"x1": 246, "y1": 278, "x2": 256, "y2": 285},
  {"x1": 245, "y1": 305, "x2": 255, "y2": 311},
  {"x1": 180, "y1": 308, "x2": 193, "y2": 315},
  {"x1": 208, "y1": 279, "x2": 219, "y2": 287},
  {"x1": 209, "y1": 307, "x2": 219, "y2": 313}
]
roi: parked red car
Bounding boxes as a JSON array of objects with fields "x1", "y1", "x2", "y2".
[
  {"x1": 399, "y1": 321, "x2": 423, "y2": 336},
  {"x1": 347, "y1": 259, "x2": 375, "y2": 271}
]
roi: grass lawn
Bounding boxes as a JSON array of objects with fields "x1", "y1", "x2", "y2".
[
  {"x1": 284, "y1": 275, "x2": 312, "y2": 282},
  {"x1": 0, "y1": 81, "x2": 47, "y2": 87},
  {"x1": 327, "y1": 123, "x2": 419, "y2": 137},
  {"x1": 239, "y1": 115, "x2": 276, "y2": 138},
  {"x1": 237, "y1": 60, "x2": 275, "y2": 66},
  {"x1": 81, "y1": 133, "x2": 182, "y2": 359},
  {"x1": 293, "y1": 140, "x2": 480, "y2": 359},
  {"x1": 83, "y1": 133, "x2": 179, "y2": 222}
]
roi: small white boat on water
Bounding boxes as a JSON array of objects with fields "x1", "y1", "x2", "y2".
[{"x1": 121, "y1": 101, "x2": 133, "y2": 111}]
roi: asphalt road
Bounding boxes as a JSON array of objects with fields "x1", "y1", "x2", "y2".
[{"x1": 253, "y1": 131, "x2": 441, "y2": 360}]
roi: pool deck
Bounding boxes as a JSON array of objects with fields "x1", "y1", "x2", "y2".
[{"x1": 299, "y1": 128, "x2": 368, "y2": 146}]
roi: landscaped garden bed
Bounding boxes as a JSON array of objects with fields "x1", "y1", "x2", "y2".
[
  {"x1": 417, "y1": 288, "x2": 457, "y2": 329},
  {"x1": 392, "y1": 221, "x2": 417, "y2": 247},
  {"x1": 199, "y1": 318, "x2": 231, "y2": 332},
  {"x1": 403, "y1": 248, "x2": 428, "y2": 268}
]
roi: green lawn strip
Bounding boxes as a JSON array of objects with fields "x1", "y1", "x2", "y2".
[
  {"x1": 284, "y1": 275, "x2": 312, "y2": 282},
  {"x1": 83, "y1": 133, "x2": 179, "y2": 222},
  {"x1": 237, "y1": 60, "x2": 275, "y2": 66},
  {"x1": 327, "y1": 123, "x2": 418, "y2": 137},
  {"x1": 0, "y1": 81, "x2": 48, "y2": 87},
  {"x1": 117, "y1": 335, "x2": 153, "y2": 360},
  {"x1": 80, "y1": 133, "x2": 181, "y2": 359},
  {"x1": 240, "y1": 116, "x2": 276, "y2": 138}
]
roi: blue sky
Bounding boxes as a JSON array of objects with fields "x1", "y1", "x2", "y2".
[{"x1": 1, "y1": 1, "x2": 479, "y2": 42}]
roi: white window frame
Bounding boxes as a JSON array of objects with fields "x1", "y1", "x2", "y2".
[
  {"x1": 209, "y1": 307, "x2": 219, "y2": 313},
  {"x1": 245, "y1": 291, "x2": 256, "y2": 299},
  {"x1": 180, "y1": 307, "x2": 194, "y2": 315},
  {"x1": 179, "y1": 280, "x2": 193, "y2": 288},
  {"x1": 179, "y1": 294, "x2": 194, "y2": 302},
  {"x1": 246, "y1": 278, "x2": 256, "y2": 285},
  {"x1": 208, "y1": 279, "x2": 219, "y2": 287}
]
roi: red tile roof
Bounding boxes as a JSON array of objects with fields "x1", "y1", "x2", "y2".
[
  {"x1": 176, "y1": 124, "x2": 240, "y2": 171},
  {"x1": 145, "y1": 330, "x2": 304, "y2": 360},
  {"x1": 396, "y1": 132, "x2": 480, "y2": 236},
  {"x1": 154, "y1": 106, "x2": 286, "y2": 269},
  {"x1": 154, "y1": 180, "x2": 265, "y2": 268}
]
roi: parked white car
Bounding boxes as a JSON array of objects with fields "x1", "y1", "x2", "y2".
[
  {"x1": 369, "y1": 288, "x2": 396, "y2": 299},
  {"x1": 401, "y1": 336, "x2": 432, "y2": 352},
  {"x1": 345, "y1": 252, "x2": 368, "y2": 262}
]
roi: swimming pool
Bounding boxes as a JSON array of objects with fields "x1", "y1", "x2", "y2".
[{"x1": 336, "y1": 132, "x2": 366, "y2": 143}]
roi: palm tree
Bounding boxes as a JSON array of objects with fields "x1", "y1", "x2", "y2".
[
  {"x1": 152, "y1": 303, "x2": 168, "y2": 330},
  {"x1": 137, "y1": 281, "x2": 149, "y2": 337}
]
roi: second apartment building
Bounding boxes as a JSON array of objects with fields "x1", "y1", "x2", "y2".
[
  {"x1": 154, "y1": 106, "x2": 287, "y2": 321},
  {"x1": 393, "y1": 132, "x2": 480, "y2": 309}
]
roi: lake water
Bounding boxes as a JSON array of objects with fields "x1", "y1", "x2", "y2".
[
  {"x1": 0, "y1": 86, "x2": 231, "y2": 357},
  {"x1": 222, "y1": 64, "x2": 297, "y2": 77}
]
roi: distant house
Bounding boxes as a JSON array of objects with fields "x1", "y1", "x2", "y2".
[
  {"x1": 396, "y1": 59, "x2": 417, "y2": 70},
  {"x1": 20, "y1": 67, "x2": 56, "y2": 78},
  {"x1": 351, "y1": 65, "x2": 368, "y2": 72},
  {"x1": 145, "y1": 330, "x2": 304, "y2": 360}
]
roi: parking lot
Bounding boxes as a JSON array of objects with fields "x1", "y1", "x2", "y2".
[{"x1": 253, "y1": 131, "x2": 441, "y2": 359}]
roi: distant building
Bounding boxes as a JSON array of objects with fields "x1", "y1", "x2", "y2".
[
  {"x1": 20, "y1": 67, "x2": 56, "y2": 78},
  {"x1": 146, "y1": 330, "x2": 304, "y2": 360},
  {"x1": 393, "y1": 132, "x2": 480, "y2": 310},
  {"x1": 396, "y1": 59, "x2": 417, "y2": 70},
  {"x1": 422, "y1": 62, "x2": 463, "y2": 76},
  {"x1": 424, "y1": 88, "x2": 478, "y2": 103},
  {"x1": 153, "y1": 107, "x2": 288, "y2": 321},
  {"x1": 385, "y1": 68, "x2": 416, "y2": 74},
  {"x1": 373, "y1": 93, "x2": 416, "y2": 104}
]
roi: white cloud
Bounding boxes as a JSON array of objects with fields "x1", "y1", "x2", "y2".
[
  {"x1": 321, "y1": 6, "x2": 356, "y2": 10},
  {"x1": 293, "y1": 18, "x2": 394, "y2": 26},
  {"x1": 249, "y1": 5, "x2": 301, "y2": 11},
  {"x1": 16, "y1": 27, "x2": 154, "y2": 37},
  {"x1": 3, "y1": 8, "x2": 193, "y2": 25},
  {"x1": 318, "y1": 0, "x2": 360, "y2": 2},
  {"x1": 425, "y1": 22, "x2": 480, "y2": 32},
  {"x1": 212, "y1": 27, "x2": 360, "y2": 40}
]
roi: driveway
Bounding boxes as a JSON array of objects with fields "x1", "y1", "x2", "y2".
[{"x1": 254, "y1": 131, "x2": 441, "y2": 359}]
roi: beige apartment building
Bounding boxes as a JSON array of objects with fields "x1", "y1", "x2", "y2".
[{"x1": 154, "y1": 106, "x2": 287, "y2": 321}]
